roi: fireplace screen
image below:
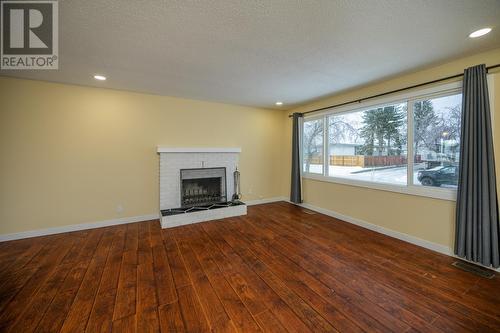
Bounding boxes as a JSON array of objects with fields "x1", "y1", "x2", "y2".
[{"x1": 180, "y1": 167, "x2": 226, "y2": 207}]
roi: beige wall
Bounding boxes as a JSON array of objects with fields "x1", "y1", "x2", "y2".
[
  {"x1": 0, "y1": 78, "x2": 286, "y2": 235},
  {"x1": 283, "y1": 48, "x2": 500, "y2": 248},
  {"x1": 1, "y1": 48, "x2": 499, "y2": 243}
]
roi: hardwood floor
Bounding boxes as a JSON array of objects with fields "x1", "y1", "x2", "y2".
[{"x1": 0, "y1": 202, "x2": 499, "y2": 332}]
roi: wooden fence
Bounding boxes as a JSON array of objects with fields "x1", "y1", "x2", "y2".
[
  {"x1": 363, "y1": 156, "x2": 407, "y2": 167},
  {"x1": 307, "y1": 155, "x2": 408, "y2": 167},
  {"x1": 308, "y1": 156, "x2": 323, "y2": 165},
  {"x1": 330, "y1": 155, "x2": 365, "y2": 167}
]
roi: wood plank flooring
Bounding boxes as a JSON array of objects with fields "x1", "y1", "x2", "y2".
[{"x1": 0, "y1": 201, "x2": 499, "y2": 332}]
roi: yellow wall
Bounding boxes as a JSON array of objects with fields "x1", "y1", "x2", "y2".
[
  {"x1": 283, "y1": 48, "x2": 500, "y2": 248},
  {"x1": 1, "y1": 47, "x2": 499, "y2": 244},
  {"x1": 0, "y1": 78, "x2": 285, "y2": 235}
]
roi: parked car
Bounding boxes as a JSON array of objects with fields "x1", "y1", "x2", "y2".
[{"x1": 417, "y1": 165, "x2": 458, "y2": 187}]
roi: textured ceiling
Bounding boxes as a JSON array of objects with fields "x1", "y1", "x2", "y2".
[{"x1": 2, "y1": 0, "x2": 500, "y2": 109}]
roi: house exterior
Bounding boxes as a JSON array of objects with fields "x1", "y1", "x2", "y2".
[{"x1": 329, "y1": 143, "x2": 359, "y2": 156}]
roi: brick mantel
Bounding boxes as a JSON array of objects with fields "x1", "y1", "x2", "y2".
[{"x1": 157, "y1": 147, "x2": 242, "y2": 153}]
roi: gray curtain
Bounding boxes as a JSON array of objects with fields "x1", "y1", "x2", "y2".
[
  {"x1": 455, "y1": 64, "x2": 500, "y2": 268},
  {"x1": 290, "y1": 113, "x2": 303, "y2": 203}
]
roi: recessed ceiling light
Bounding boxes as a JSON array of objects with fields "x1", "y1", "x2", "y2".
[
  {"x1": 469, "y1": 28, "x2": 492, "y2": 38},
  {"x1": 275, "y1": 101, "x2": 283, "y2": 106},
  {"x1": 93, "y1": 75, "x2": 107, "y2": 81}
]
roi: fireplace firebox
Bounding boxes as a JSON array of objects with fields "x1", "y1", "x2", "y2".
[{"x1": 180, "y1": 167, "x2": 226, "y2": 207}]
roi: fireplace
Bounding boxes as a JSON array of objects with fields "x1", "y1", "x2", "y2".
[
  {"x1": 180, "y1": 167, "x2": 226, "y2": 207},
  {"x1": 158, "y1": 147, "x2": 246, "y2": 228}
]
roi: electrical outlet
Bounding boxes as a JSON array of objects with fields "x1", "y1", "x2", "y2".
[{"x1": 116, "y1": 204, "x2": 124, "y2": 214}]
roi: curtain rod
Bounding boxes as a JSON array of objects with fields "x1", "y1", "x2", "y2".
[{"x1": 289, "y1": 63, "x2": 500, "y2": 118}]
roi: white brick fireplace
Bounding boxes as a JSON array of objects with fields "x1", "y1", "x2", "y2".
[{"x1": 158, "y1": 147, "x2": 247, "y2": 228}]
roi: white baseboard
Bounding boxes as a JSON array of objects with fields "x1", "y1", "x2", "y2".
[
  {"x1": 246, "y1": 197, "x2": 288, "y2": 206},
  {"x1": 0, "y1": 196, "x2": 288, "y2": 242},
  {"x1": 0, "y1": 213, "x2": 160, "y2": 242},
  {"x1": 3, "y1": 197, "x2": 497, "y2": 272},
  {"x1": 297, "y1": 201, "x2": 500, "y2": 272},
  {"x1": 298, "y1": 202, "x2": 451, "y2": 255}
]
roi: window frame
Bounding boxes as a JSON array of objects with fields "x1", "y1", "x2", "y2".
[{"x1": 301, "y1": 81, "x2": 463, "y2": 201}]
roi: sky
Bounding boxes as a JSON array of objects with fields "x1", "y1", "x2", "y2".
[{"x1": 327, "y1": 93, "x2": 462, "y2": 145}]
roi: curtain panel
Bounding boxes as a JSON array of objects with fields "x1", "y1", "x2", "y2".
[{"x1": 455, "y1": 64, "x2": 500, "y2": 268}]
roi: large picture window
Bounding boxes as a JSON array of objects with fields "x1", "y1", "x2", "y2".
[
  {"x1": 301, "y1": 83, "x2": 463, "y2": 200},
  {"x1": 327, "y1": 102, "x2": 407, "y2": 185}
]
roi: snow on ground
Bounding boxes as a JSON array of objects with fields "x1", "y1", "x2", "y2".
[
  {"x1": 307, "y1": 164, "x2": 408, "y2": 185},
  {"x1": 305, "y1": 164, "x2": 456, "y2": 189}
]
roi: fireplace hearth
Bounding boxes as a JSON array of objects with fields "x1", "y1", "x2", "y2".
[{"x1": 161, "y1": 200, "x2": 244, "y2": 216}]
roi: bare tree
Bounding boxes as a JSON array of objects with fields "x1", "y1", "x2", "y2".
[
  {"x1": 303, "y1": 120, "x2": 323, "y2": 172},
  {"x1": 329, "y1": 117, "x2": 358, "y2": 144}
]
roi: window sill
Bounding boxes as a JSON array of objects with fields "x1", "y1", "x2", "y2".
[{"x1": 302, "y1": 173, "x2": 457, "y2": 201}]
